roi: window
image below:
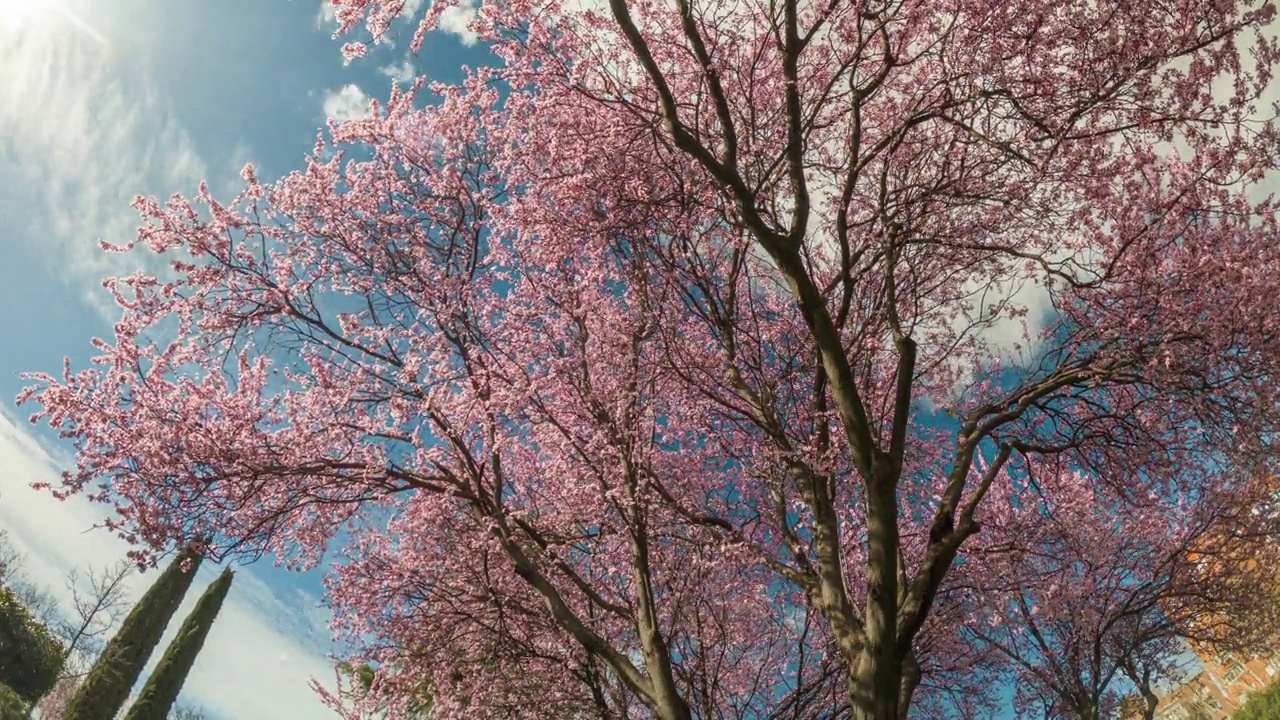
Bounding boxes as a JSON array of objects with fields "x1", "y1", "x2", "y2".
[
  {"x1": 1193, "y1": 689, "x2": 1222, "y2": 711},
  {"x1": 1223, "y1": 661, "x2": 1247, "y2": 684}
]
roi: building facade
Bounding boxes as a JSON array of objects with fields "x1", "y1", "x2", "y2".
[{"x1": 1125, "y1": 651, "x2": 1280, "y2": 719}]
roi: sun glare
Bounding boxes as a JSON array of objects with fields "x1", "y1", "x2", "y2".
[
  {"x1": 0, "y1": 0, "x2": 47, "y2": 30},
  {"x1": 0, "y1": 0, "x2": 107, "y2": 46}
]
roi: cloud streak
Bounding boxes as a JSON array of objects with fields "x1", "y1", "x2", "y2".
[
  {"x1": 0, "y1": 20, "x2": 208, "y2": 318},
  {"x1": 0, "y1": 409, "x2": 337, "y2": 720}
]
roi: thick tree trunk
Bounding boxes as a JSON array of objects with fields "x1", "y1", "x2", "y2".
[
  {"x1": 1138, "y1": 687, "x2": 1158, "y2": 720},
  {"x1": 848, "y1": 657, "x2": 903, "y2": 720},
  {"x1": 653, "y1": 694, "x2": 693, "y2": 720},
  {"x1": 850, "y1": 465, "x2": 904, "y2": 720},
  {"x1": 897, "y1": 652, "x2": 922, "y2": 720}
]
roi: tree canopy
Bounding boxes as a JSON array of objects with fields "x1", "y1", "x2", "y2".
[
  {"x1": 19, "y1": 0, "x2": 1280, "y2": 718},
  {"x1": 1233, "y1": 679, "x2": 1280, "y2": 720},
  {"x1": 0, "y1": 585, "x2": 63, "y2": 705},
  {"x1": 0, "y1": 682, "x2": 29, "y2": 720}
]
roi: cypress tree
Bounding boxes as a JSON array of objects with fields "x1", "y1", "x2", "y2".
[
  {"x1": 122, "y1": 568, "x2": 233, "y2": 720},
  {"x1": 63, "y1": 544, "x2": 204, "y2": 720}
]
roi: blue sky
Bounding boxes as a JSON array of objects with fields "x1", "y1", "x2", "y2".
[
  {"x1": 3, "y1": 2, "x2": 1269, "y2": 718},
  {"x1": 0, "y1": 1, "x2": 490, "y2": 717}
]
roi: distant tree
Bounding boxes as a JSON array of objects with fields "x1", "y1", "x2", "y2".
[
  {"x1": 63, "y1": 544, "x2": 204, "y2": 720},
  {"x1": 0, "y1": 531, "x2": 17, "y2": 586},
  {"x1": 0, "y1": 531, "x2": 135, "y2": 718},
  {"x1": 123, "y1": 568, "x2": 234, "y2": 720},
  {"x1": 0, "y1": 586, "x2": 63, "y2": 706},
  {"x1": 0, "y1": 529, "x2": 134, "y2": 676},
  {"x1": 52, "y1": 560, "x2": 134, "y2": 675},
  {"x1": 1233, "y1": 677, "x2": 1280, "y2": 720},
  {"x1": 330, "y1": 660, "x2": 435, "y2": 719},
  {"x1": 0, "y1": 530, "x2": 61, "y2": 637},
  {"x1": 0, "y1": 682, "x2": 29, "y2": 720},
  {"x1": 35, "y1": 675, "x2": 78, "y2": 720},
  {"x1": 54, "y1": 688, "x2": 212, "y2": 720},
  {"x1": 167, "y1": 704, "x2": 208, "y2": 720},
  {"x1": 963, "y1": 468, "x2": 1280, "y2": 720}
]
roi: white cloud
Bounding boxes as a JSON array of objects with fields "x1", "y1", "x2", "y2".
[
  {"x1": 322, "y1": 83, "x2": 372, "y2": 121},
  {"x1": 0, "y1": 21, "x2": 210, "y2": 319},
  {"x1": 0, "y1": 409, "x2": 337, "y2": 720},
  {"x1": 380, "y1": 57, "x2": 417, "y2": 83},
  {"x1": 438, "y1": 0, "x2": 479, "y2": 45}
]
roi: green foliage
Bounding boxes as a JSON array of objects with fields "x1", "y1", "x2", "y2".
[
  {"x1": 123, "y1": 568, "x2": 234, "y2": 720},
  {"x1": 64, "y1": 546, "x2": 204, "y2": 720},
  {"x1": 0, "y1": 585, "x2": 64, "y2": 704},
  {"x1": 339, "y1": 661, "x2": 376, "y2": 694},
  {"x1": 336, "y1": 661, "x2": 434, "y2": 719},
  {"x1": 0, "y1": 682, "x2": 30, "y2": 720},
  {"x1": 1233, "y1": 676, "x2": 1280, "y2": 720}
]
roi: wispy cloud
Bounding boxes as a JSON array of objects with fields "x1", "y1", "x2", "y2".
[
  {"x1": 0, "y1": 409, "x2": 337, "y2": 720},
  {"x1": 315, "y1": 0, "x2": 337, "y2": 28},
  {"x1": 380, "y1": 56, "x2": 418, "y2": 83},
  {"x1": 0, "y1": 21, "x2": 211, "y2": 319},
  {"x1": 49, "y1": 3, "x2": 111, "y2": 48}
]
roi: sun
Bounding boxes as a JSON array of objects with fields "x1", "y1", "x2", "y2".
[
  {"x1": 0, "y1": 0, "x2": 109, "y2": 45},
  {"x1": 0, "y1": 0, "x2": 48, "y2": 30}
]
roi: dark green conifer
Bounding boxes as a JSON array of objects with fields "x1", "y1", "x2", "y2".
[
  {"x1": 122, "y1": 568, "x2": 233, "y2": 720},
  {"x1": 63, "y1": 544, "x2": 204, "y2": 720},
  {"x1": 0, "y1": 586, "x2": 63, "y2": 705}
]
